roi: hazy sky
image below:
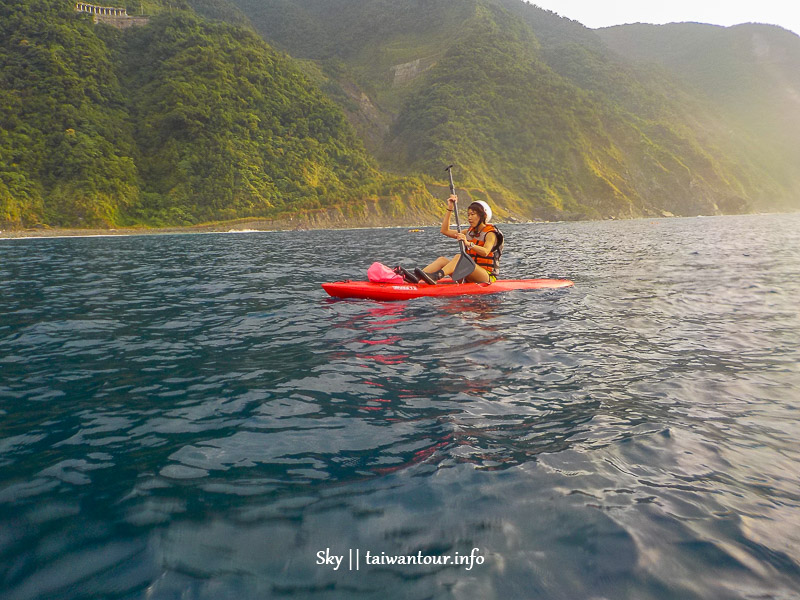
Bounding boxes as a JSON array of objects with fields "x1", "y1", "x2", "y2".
[{"x1": 528, "y1": 0, "x2": 800, "y2": 37}]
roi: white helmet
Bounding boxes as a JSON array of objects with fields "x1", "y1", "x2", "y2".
[{"x1": 474, "y1": 200, "x2": 492, "y2": 223}]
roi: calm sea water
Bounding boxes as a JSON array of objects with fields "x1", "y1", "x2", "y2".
[{"x1": 1, "y1": 214, "x2": 799, "y2": 599}]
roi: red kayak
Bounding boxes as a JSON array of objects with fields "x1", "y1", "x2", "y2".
[{"x1": 322, "y1": 278, "x2": 574, "y2": 301}]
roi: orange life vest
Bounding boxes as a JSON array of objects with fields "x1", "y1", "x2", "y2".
[{"x1": 466, "y1": 223, "x2": 501, "y2": 275}]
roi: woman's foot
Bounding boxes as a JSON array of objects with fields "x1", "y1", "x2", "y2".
[
  {"x1": 414, "y1": 268, "x2": 438, "y2": 285},
  {"x1": 393, "y1": 265, "x2": 419, "y2": 283}
]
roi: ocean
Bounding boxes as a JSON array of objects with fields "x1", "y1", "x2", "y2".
[{"x1": 1, "y1": 213, "x2": 799, "y2": 599}]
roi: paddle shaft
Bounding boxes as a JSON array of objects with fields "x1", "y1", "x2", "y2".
[
  {"x1": 446, "y1": 165, "x2": 465, "y2": 246},
  {"x1": 444, "y1": 165, "x2": 476, "y2": 282}
]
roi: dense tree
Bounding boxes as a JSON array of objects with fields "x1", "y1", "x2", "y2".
[
  {"x1": 117, "y1": 12, "x2": 381, "y2": 224},
  {"x1": 1, "y1": 0, "x2": 138, "y2": 226},
  {"x1": 0, "y1": 0, "x2": 388, "y2": 228}
]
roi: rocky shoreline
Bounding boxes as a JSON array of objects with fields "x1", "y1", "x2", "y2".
[
  {"x1": 0, "y1": 215, "x2": 444, "y2": 240},
  {"x1": 0, "y1": 221, "x2": 288, "y2": 239},
  {"x1": 0, "y1": 198, "x2": 460, "y2": 239}
]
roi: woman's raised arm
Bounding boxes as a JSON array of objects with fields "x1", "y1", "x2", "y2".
[{"x1": 440, "y1": 195, "x2": 459, "y2": 239}]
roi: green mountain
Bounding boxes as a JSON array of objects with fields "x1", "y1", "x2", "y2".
[
  {"x1": 118, "y1": 12, "x2": 386, "y2": 224},
  {"x1": 0, "y1": 0, "x2": 412, "y2": 228},
  {"x1": 2, "y1": 0, "x2": 799, "y2": 229},
  {"x1": 229, "y1": 0, "x2": 800, "y2": 219}
]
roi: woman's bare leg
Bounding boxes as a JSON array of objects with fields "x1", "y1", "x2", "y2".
[
  {"x1": 466, "y1": 265, "x2": 490, "y2": 283},
  {"x1": 422, "y1": 256, "x2": 453, "y2": 273},
  {"x1": 429, "y1": 254, "x2": 491, "y2": 283}
]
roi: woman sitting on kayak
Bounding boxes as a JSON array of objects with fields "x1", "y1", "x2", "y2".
[{"x1": 414, "y1": 195, "x2": 501, "y2": 284}]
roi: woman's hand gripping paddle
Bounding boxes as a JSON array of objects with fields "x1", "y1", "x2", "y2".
[{"x1": 445, "y1": 165, "x2": 477, "y2": 282}]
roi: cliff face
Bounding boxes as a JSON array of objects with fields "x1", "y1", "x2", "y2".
[
  {"x1": 597, "y1": 22, "x2": 800, "y2": 213},
  {"x1": 92, "y1": 15, "x2": 150, "y2": 28}
]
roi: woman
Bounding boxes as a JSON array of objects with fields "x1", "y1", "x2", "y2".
[{"x1": 415, "y1": 195, "x2": 501, "y2": 284}]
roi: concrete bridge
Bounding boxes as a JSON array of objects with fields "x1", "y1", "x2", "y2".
[
  {"x1": 76, "y1": 2, "x2": 128, "y2": 17},
  {"x1": 75, "y1": 3, "x2": 149, "y2": 28}
]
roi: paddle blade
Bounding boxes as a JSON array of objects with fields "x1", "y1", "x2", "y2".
[{"x1": 452, "y1": 250, "x2": 476, "y2": 282}]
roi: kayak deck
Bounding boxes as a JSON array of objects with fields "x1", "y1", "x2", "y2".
[{"x1": 322, "y1": 278, "x2": 574, "y2": 301}]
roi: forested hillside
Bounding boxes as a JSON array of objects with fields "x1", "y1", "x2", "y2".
[
  {"x1": 231, "y1": 0, "x2": 800, "y2": 219},
  {"x1": 0, "y1": 0, "x2": 416, "y2": 228},
  {"x1": 117, "y1": 12, "x2": 384, "y2": 224},
  {"x1": 2, "y1": 0, "x2": 799, "y2": 229},
  {"x1": 0, "y1": 0, "x2": 138, "y2": 226}
]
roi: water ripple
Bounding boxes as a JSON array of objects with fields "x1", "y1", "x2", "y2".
[{"x1": 1, "y1": 215, "x2": 800, "y2": 599}]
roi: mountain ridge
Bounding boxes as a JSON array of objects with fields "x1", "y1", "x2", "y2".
[
  {"x1": 1, "y1": 0, "x2": 798, "y2": 229},
  {"x1": 228, "y1": 0, "x2": 799, "y2": 218}
]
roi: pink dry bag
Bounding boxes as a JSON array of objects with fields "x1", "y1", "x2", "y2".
[{"x1": 367, "y1": 262, "x2": 404, "y2": 283}]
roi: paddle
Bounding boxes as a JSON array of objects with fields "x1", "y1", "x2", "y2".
[{"x1": 445, "y1": 165, "x2": 477, "y2": 282}]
